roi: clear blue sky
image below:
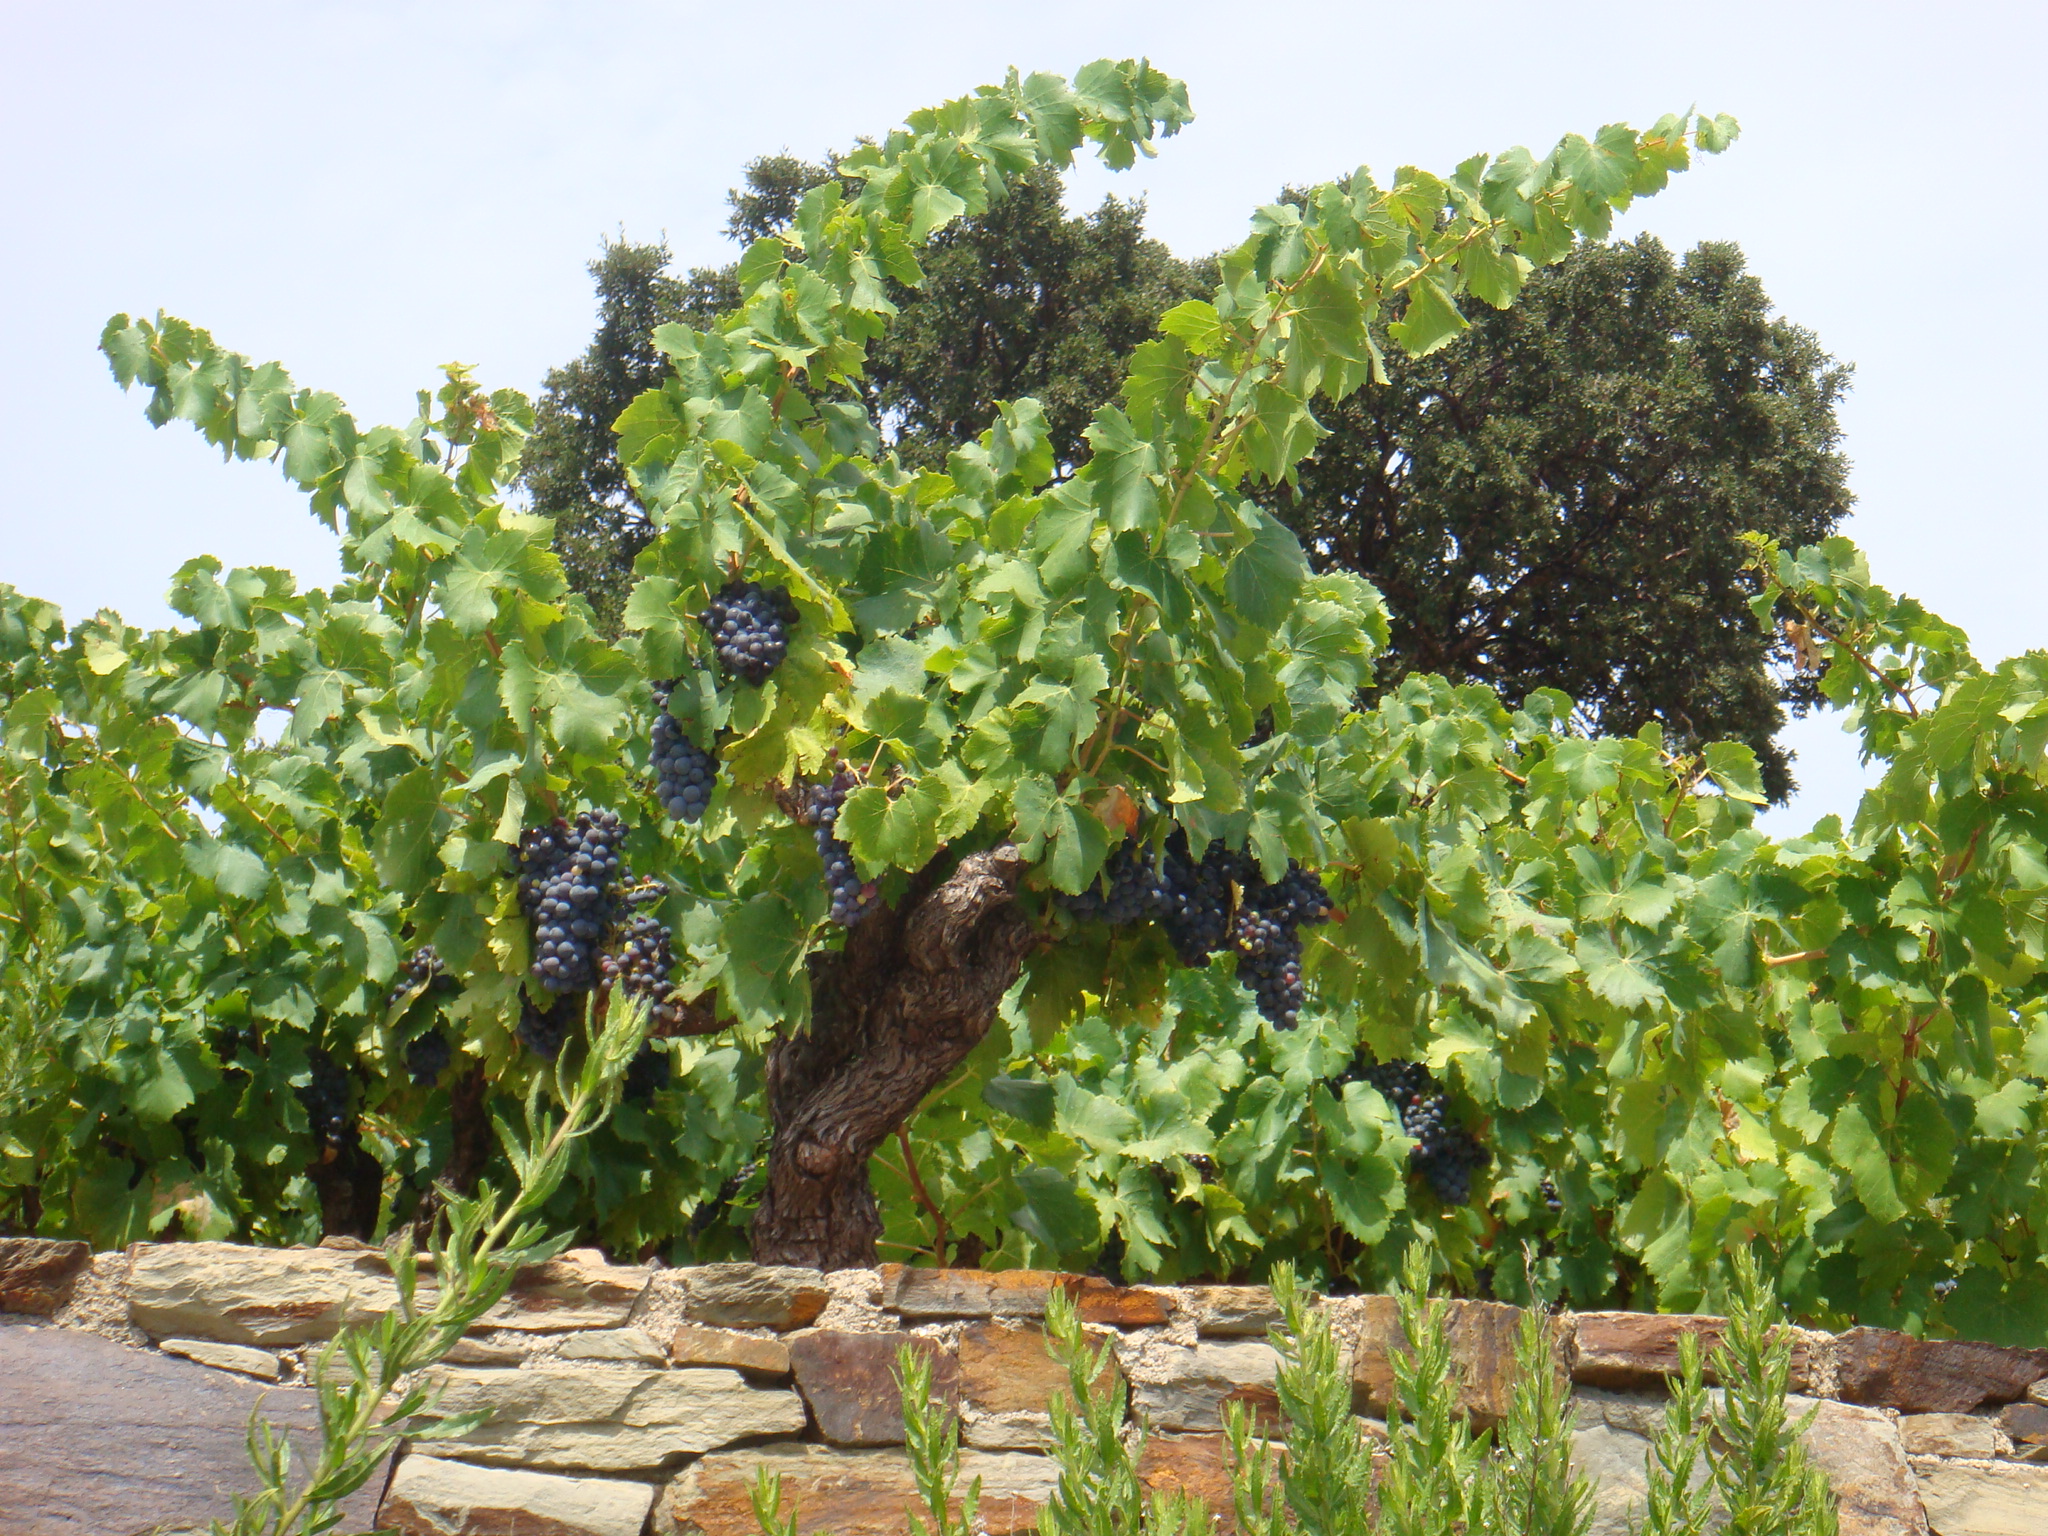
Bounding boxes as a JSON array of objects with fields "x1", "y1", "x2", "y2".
[{"x1": 4, "y1": 1, "x2": 2038, "y2": 833}]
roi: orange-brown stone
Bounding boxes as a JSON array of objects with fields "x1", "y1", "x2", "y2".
[
  {"x1": 955, "y1": 1320, "x2": 1119, "y2": 1427},
  {"x1": 0, "y1": 1238, "x2": 90, "y2": 1315},
  {"x1": 1571, "y1": 1312, "x2": 1819, "y2": 1394},
  {"x1": 1836, "y1": 1326, "x2": 2048, "y2": 1415},
  {"x1": 789, "y1": 1330, "x2": 961, "y2": 1446},
  {"x1": 663, "y1": 1445, "x2": 1055, "y2": 1536},
  {"x1": 1351, "y1": 1296, "x2": 1566, "y2": 1427},
  {"x1": 670, "y1": 1325, "x2": 793, "y2": 1378},
  {"x1": 878, "y1": 1266, "x2": 1173, "y2": 1327}
]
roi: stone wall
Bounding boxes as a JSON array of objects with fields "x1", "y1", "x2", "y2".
[{"x1": 3, "y1": 1237, "x2": 2046, "y2": 1536}]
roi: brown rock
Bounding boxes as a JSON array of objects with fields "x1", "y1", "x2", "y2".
[
  {"x1": 1570, "y1": 1312, "x2": 1818, "y2": 1394},
  {"x1": 671, "y1": 1325, "x2": 793, "y2": 1377},
  {"x1": 1137, "y1": 1434, "x2": 1248, "y2": 1526},
  {"x1": 1901, "y1": 1412, "x2": 2003, "y2": 1458},
  {"x1": 380, "y1": 1453, "x2": 655, "y2": 1536},
  {"x1": 2001, "y1": 1400, "x2": 2048, "y2": 1448},
  {"x1": 790, "y1": 1330, "x2": 960, "y2": 1447},
  {"x1": 0, "y1": 1317, "x2": 387, "y2": 1534},
  {"x1": 1837, "y1": 1327, "x2": 2048, "y2": 1415},
  {"x1": 1353, "y1": 1296, "x2": 1566, "y2": 1427},
  {"x1": 0, "y1": 1239, "x2": 91, "y2": 1315},
  {"x1": 1914, "y1": 1461, "x2": 2048, "y2": 1535},
  {"x1": 956, "y1": 1320, "x2": 1119, "y2": 1447},
  {"x1": 678, "y1": 1264, "x2": 830, "y2": 1331},
  {"x1": 957, "y1": 1320, "x2": 1111, "y2": 1415},
  {"x1": 880, "y1": 1265, "x2": 1174, "y2": 1326},
  {"x1": 662, "y1": 1443, "x2": 1057, "y2": 1536}
]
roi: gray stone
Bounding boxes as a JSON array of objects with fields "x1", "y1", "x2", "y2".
[
  {"x1": 127, "y1": 1241, "x2": 648, "y2": 1345},
  {"x1": 446, "y1": 1335, "x2": 531, "y2": 1366},
  {"x1": 678, "y1": 1263, "x2": 831, "y2": 1331},
  {"x1": 1186, "y1": 1286, "x2": 1281, "y2": 1338},
  {"x1": 0, "y1": 1239, "x2": 91, "y2": 1315},
  {"x1": 557, "y1": 1326, "x2": 667, "y2": 1364},
  {"x1": 409, "y1": 1363, "x2": 807, "y2": 1472},
  {"x1": 158, "y1": 1336, "x2": 282, "y2": 1381},
  {"x1": 1570, "y1": 1390, "x2": 1926, "y2": 1536},
  {"x1": 1915, "y1": 1461, "x2": 2048, "y2": 1535},
  {"x1": 379, "y1": 1452, "x2": 655, "y2": 1536},
  {"x1": 0, "y1": 1317, "x2": 386, "y2": 1535},
  {"x1": 1128, "y1": 1340, "x2": 1280, "y2": 1433},
  {"x1": 1901, "y1": 1412, "x2": 2003, "y2": 1458}
]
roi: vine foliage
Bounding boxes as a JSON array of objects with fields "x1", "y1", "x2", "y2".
[{"x1": 7, "y1": 59, "x2": 2041, "y2": 1339}]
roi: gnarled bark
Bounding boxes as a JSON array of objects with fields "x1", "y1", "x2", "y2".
[{"x1": 750, "y1": 844, "x2": 1035, "y2": 1270}]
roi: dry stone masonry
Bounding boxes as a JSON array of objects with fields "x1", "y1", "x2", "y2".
[{"x1": 2, "y1": 1237, "x2": 2045, "y2": 1536}]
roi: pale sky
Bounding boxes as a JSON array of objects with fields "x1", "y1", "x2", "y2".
[{"x1": 4, "y1": 1, "x2": 2038, "y2": 833}]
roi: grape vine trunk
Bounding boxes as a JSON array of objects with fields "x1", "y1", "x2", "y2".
[{"x1": 753, "y1": 845, "x2": 1035, "y2": 1269}]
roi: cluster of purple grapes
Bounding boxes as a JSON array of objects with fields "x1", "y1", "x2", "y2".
[
  {"x1": 651, "y1": 682, "x2": 717, "y2": 824},
  {"x1": 298, "y1": 1049, "x2": 355, "y2": 1149},
  {"x1": 797, "y1": 772, "x2": 877, "y2": 927},
  {"x1": 517, "y1": 812, "x2": 628, "y2": 994},
  {"x1": 389, "y1": 945, "x2": 458, "y2": 1085},
  {"x1": 700, "y1": 580, "x2": 797, "y2": 686},
  {"x1": 600, "y1": 912, "x2": 685, "y2": 1034},
  {"x1": 1058, "y1": 832, "x2": 1331, "y2": 1029},
  {"x1": 1337, "y1": 1056, "x2": 1491, "y2": 1206}
]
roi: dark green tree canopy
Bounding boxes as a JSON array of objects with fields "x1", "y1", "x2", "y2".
[{"x1": 1277, "y1": 236, "x2": 1851, "y2": 801}]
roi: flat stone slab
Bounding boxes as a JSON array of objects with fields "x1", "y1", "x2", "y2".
[
  {"x1": 661, "y1": 1443, "x2": 1057, "y2": 1536},
  {"x1": 157, "y1": 1337, "x2": 282, "y2": 1381},
  {"x1": 1570, "y1": 1311, "x2": 1820, "y2": 1394},
  {"x1": 379, "y1": 1452, "x2": 655, "y2": 1536},
  {"x1": 670, "y1": 1325, "x2": 792, "y2": 1377},
  {"x1": 1901, "y1": 1412, "x2": 2003, "y2": 1458},
  {"x1": 1914, "y1": 1460, "x2": 2048, "y2": 1535},
  {"x1": 675, "y1": 1264, "x2": 830, "y2": 1331},
  {"x1": 1128, "y1": 1339, "x2": 1280, "y2": 1433},
  {"x1": 879, "y1": 1265, "x2": 1173, "y2": 1327},
  {"x1": 0, "y1": 1240, "x2": 91, "y2": 1315},
  {"x1": 127, "y1": 1242, "x2": 648, "y2": 1345},
  {"x1": 1185, "y1": 1286, "x2": 1282, "y2": 1338},
  {"x1": 1837, "y1": 1327, "x2": 2048, "y2": 1415},
  {"x1": 557, "y1": 1327, "x2": 666, "y2": 1364},
  {"x1": 0, "y1": 1317, "x2": 386, "y2": 1535},
  {"x1": 410, "y1": 1363, "x2": 807, "y2": 1472}
]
